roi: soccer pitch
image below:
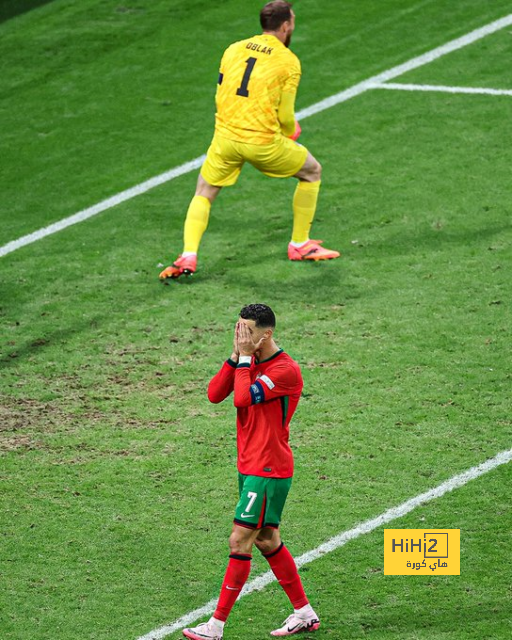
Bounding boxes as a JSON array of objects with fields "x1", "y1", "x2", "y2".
[{"x1": 1, "y1": 1, "x2": 511, "y2": 639}]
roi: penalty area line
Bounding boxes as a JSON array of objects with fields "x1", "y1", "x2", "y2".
[
  {"x1": 136, "y1": 447, "x2": 512, "y2": 640},
  {"x1": 294, "y1": 12, "x2": 512, "y2": 117},
  {"x1": 1, "y1": 13, "x2": 512, "y2": 259},
  {"x1": 370, "y1": 82, "x2": 512, "y2": 96}
]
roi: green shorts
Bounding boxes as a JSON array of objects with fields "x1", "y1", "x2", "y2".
[{"x1": 234, "y1": 473, "x2": 292, "y2": 529}]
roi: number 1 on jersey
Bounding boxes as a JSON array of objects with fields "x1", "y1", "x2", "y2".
[{"x1": 236, "y1": 57, "x2": 257, "y2": 97}]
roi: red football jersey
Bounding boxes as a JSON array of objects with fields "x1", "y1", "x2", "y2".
[{"x1": 208, "y1": 350, "x2": 303, "y2": 478}]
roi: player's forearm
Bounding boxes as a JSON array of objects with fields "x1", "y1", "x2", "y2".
[
  {"x1": 233, "y1": 360, "x2": 254, "y2": 407},
  {"x1": 207, "y1": 360, "x2": 236, "y2": 403},
  {"x1": 278, "y1": 91, "x2": 297, "y2": 137}
]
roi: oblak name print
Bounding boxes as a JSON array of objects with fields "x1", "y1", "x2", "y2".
[{"x1": 245, "y1": 41, "x2": 274, "y2": 55}]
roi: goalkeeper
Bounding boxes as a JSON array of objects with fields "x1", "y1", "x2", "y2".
[{"x1": 160, "y1": 1, "x2": 339, "y2": 280}]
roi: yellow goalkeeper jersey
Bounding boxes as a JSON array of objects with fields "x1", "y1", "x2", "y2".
[{"x1": 215, "y1": 34, "x2": 301, "y2": 144}]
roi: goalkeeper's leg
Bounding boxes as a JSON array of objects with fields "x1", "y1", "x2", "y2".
[
  {"x1": 184, "y1": 176, "x2": 221, "y2": 255},
  {"x1": 159, "y1": 176, "x2": 221, "y2": 280},
  {"x1": 288, "y1": 153, "x2": 340, "y2": 261}
]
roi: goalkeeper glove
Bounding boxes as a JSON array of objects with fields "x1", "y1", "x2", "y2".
[{"x1": 289, "y1": 120, "x2": 301, "y2": 141}]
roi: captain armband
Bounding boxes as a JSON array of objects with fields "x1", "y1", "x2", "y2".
[{"x1": 249, "y1": 381, "x2": 265, "y2": 404}]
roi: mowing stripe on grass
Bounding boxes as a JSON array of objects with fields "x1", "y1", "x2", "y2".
[
  {"x1": 136, "y1": 447, "x2": 512, "y2": 640},
  {"x1": 1, "y1": 12, "x2": 512, "y2": 260},
  {"x1": 371, "y1": 82, "x2": 512, "y2": 96}
]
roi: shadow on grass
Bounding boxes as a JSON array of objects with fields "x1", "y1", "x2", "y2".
[
  {"x1": 153, "y1": 256, "x2": 367, "y2": 310},
  {"x1": 0, "y1": 314, "x2": 104, "y2": 368},
  {"x1": 0, "y1": 255, "x2": 360, "y2": 368},
  {"x1": 222, "y1": 264, "x2": 362, "y2": 305}
]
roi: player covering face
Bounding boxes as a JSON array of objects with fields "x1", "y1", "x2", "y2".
[
  {"x1": 182, "y1": 304, "x2": 320, "y2": 639},
  {"x1": 159, "y1": 1, "x2": 340, "y2": 281}
]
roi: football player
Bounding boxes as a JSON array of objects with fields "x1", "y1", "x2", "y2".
[
  {"x1": 160, "y1": 1, "x2": 339, "y2": 280},
  {"x1": 183, "y1": 304, "x2": 320, "y2": 639}
]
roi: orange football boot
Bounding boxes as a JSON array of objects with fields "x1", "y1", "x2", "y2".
[
  {"x1": 159, "y1": 254, "x2": 197, "y2": 280},
  {"x1": 288, "y1": 240, "x2": 340, "y2": 261}
]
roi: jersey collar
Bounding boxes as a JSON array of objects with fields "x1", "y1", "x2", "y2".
[{"x1": 256, "y1": 349, "x2": 283, "y2": 364}]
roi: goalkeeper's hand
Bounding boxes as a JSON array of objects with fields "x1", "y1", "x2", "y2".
[{"x1": 289, "y1": 120, "x2": 301, "y2": 141}]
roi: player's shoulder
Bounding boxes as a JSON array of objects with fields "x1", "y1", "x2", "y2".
[
  {"x1": 222, "y1": 39, "x2": 242, "y2": 57},
  {"x1": 268, "y1": 351, "x2": 302, "y2": 378},
  {"x1": 279, "y1": 45, "x2": 301, "y2": 71},
  {"x1": 277, "y1": 351, "x2": 300, "y2": 366},
  {"x1": 285, "y1": 46, "x2": 300, "y2": 64},
  {"x1": 221, "y1": 37, "x2": 248, "y2": 62},
  {"x1": 273, "y1": 50, "x2": 301, "y2": 82}
]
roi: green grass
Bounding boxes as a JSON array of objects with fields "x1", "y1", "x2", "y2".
[{"x1": 1, "y1": 1, "x2": 511, "y2": 639}]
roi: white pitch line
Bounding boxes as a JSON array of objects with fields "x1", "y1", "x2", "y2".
[
  {"x1": 1, "y1": 12, "x2": 512, "y2": 259},
  {"x1": 295, "y1": 12, "x2": 512, "y2": 119},
  {"x1": 136, "y1": 447, "x2": 512, "y2": 640},
  {"x1": 0, "y1": 156, "x2": 205, "y2": 259},
  {"x1": 371, "y1": 82, "x2": 512, "y2": 96}
]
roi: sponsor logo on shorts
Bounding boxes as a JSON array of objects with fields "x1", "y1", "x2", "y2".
[{"x1": 240, "y1": 513, "x2": 255, "y2": 519}]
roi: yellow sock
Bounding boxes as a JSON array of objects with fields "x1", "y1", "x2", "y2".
[
  {"x1": 291, "y1": 180, "x2": 321, "y2": 244},
  {"x1": 183, "y1": 195, "x2": 211, "y2": 254}
]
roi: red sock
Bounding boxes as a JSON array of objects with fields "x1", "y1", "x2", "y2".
[
  {"x1": 263, "y1": 543, "x2": 309, "y2": 609},
  {"x1": 213, "y1": 554, "x2": 252, "y2": 622}
]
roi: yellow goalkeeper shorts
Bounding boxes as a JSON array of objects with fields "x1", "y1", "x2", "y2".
[{"x1": 200, "y1": 132, "x2": 308, "y2": 187}]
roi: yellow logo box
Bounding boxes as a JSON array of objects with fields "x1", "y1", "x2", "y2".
[{"x1": 384, "y1": 529, "x2": 460, "y2": 575}]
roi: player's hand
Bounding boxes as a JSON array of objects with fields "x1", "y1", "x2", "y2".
[
  {"x1": 289, "y1": 120, "x2": 301, "y2": 141},
  {"x1": 236, "y1": 321, "x2": 265, "y2": 357},
  {"x1": 231, "y1": 323, "x2": 240, "y2": 362}
]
